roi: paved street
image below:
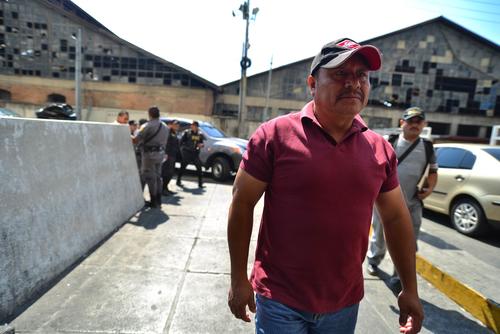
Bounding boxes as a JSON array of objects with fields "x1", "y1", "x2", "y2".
[
  {"x1": 422, "y1": 210, "x2": 500, "y2": 270},
  {"x1": 9, "y1": 176, "x2": 494, "y2": 333}
]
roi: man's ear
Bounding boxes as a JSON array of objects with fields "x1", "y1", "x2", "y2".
[
  {"x1": 399, "y1": 119, "x2": 404, "y2": 127},
  {"x1": 307, "y1": 75, "x2": 316, "y2": 97}
]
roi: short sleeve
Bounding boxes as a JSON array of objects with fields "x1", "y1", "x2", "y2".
[
  {"x1": 429, "y1": 144, "x2": 438, "y2": 173},
  {"x1": 240, "y1": 123, "x2": 274, "y2": 183},
  {"x1": 379, "y1": 141, "x2": 399, "y2": 193}
]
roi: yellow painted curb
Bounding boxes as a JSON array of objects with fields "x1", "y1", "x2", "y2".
[{"x1": 416, "y1": 254, "x2": 500, "y2": 333}]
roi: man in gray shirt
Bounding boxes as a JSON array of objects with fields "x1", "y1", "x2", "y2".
[
  {"x1": 133, "y1": 107, "x2": 169, "y2": 208},
  {"x1": 367, "y1": 107, "x2": 438, "y2": 287}
]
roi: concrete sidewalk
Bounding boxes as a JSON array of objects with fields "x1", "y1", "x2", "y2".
[{"x1": 9, "y1": 179, "x2": 492, "y2": 333}]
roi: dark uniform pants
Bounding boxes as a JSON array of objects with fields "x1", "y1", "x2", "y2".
[
  {"x1": 177, "y1": 149, "x2": 203, "y2": 185},
  {"x1": 141, "y1": 154, "x2": 163, "y2": 200},
  {"x1": 161, "y1": 155, "x2": 177, "y2": 190}
]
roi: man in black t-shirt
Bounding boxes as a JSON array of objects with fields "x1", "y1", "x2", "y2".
[
  {"x1": 176, "y1": 121, "x2": 206, "y2": 188},
  {"x1": 162, "y1": 120, "x2": 180, "y2": 195}
]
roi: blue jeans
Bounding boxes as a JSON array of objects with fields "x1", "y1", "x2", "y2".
[{"x1": 255, "y1": 294, "x2": 359, "y2": 334}]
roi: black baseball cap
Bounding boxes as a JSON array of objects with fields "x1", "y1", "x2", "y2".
[
  {"x1": 310, "y1": 38, "x2": 382, "y2": 76},
  {"x1": 403, "y1": 107, "x2": 425, "y2": 120}
]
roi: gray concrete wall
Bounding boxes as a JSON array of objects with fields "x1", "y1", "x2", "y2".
[{"x1": 0, "y1": 117, "x2": 144, "y2": 320}]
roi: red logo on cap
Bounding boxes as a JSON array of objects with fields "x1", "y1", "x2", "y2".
[{"x1": 337, "y1": 39, "x2": 360, "y2": 49}]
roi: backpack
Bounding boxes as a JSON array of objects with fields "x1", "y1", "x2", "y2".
[{"x1": 388, "y1": 134, "x2": 434, "y2": 181}]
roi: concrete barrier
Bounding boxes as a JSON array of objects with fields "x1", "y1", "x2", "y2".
[{"x1": 0, "y1": 117, "x2": 144, "y2": 321}]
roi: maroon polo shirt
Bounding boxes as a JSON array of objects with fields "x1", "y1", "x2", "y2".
[{"x1": 240, "y1": 101, "x2": 399, "y2": 313}]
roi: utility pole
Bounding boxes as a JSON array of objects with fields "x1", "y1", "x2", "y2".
[
  {"x1": 263, "y1": 56, "x2": 273, "y2": 122},
  {"x1": 74, "y1": 28, "x2": 82, "y2": 120},
  {"x1": 236, "y1": 0, "x2": 258, "y2": 138}
]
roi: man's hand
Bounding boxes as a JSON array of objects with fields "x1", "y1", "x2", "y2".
[
  {"x1": 228, "y1": 279, "x2": 256, "y2": 322},
  {"x1": 417, "y1": 188, "x2": 432, "y2": 200},
  {"x1": 398, "y1": 290, "x2": 424, "y2": 333}
]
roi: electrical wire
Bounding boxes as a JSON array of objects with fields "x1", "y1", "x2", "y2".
[
  {"x1": 406, "y1": 4, "x2": 500, "y2": 24},
  {"x1": 454, "y1": 0, "x2": 500, "y2": 6},
  {"x1": 417, "y1": 0, "x2": 500, "y2": 15}
]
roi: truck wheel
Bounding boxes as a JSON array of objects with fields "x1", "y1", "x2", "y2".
[{"x1": 211, "y1": 157, "x2": 231, "y2": 182}]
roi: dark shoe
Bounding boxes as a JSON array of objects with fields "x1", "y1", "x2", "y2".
[
  {"x1": 367, "y1": 263, "x2": 379, "y2": 276},
  {"x1": 176, "y1": 180, "x2": 182, "y2": 186},
  {"x1": 198, "y1": 183, "x2": 205, "y2": 188},
  {"x1": 389, "y1": 276, "x2": 402, "y2": 294}
]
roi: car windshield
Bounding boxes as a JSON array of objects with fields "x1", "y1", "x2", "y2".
[
  {"x1": 200, "y1": 124, "x2": 226, "y2": 138},
  {"x1": 483, "y1": 148, "x2": 500, "y2": 162}
]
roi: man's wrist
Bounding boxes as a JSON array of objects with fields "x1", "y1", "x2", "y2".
[{"x1": 231, "y1": 272, "x2": 249, "y2": 286}]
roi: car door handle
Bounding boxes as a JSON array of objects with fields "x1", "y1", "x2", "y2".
[{"x1": 455, "y1": 175, "x2": 465, "y2": 182}]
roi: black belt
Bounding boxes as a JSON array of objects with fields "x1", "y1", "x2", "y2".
[{"x1": 143, "y1": 146, "x2": 164, "y2": 153}]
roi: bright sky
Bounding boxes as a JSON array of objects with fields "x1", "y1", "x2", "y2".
[{"x1": 72, "y1": 0, "x2": 499, "y2": 85}]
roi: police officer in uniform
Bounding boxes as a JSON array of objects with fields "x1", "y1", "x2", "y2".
[
  {"x1": 133, "y1": 106, "x2": 169, "y2": 208},
  {"x1": 162, "y1": 120, "x2": 180, "y2": 195},
  {"x1": 176, "y1": 121, "x2": 206, "y2": 188}
]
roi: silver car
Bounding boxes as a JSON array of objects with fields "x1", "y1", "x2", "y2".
[
  {"x1": 423, "y1": 143, "x2": 500, "y2": 236},
  {"x1": 161, "y1": 117, "x2": 248, "y2": 182}
]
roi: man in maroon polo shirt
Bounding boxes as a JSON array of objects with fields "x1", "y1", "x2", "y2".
[{"x1": 227, "y1": 38, "x2": 424, "y2": 334}]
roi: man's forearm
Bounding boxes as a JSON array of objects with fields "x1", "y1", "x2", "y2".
[
  {"x1": 227, "y1": 202, "x2": 254, "y2": 283},
  {"x1": 426, "y1": 172, "x2": 437, "y2": 191}
]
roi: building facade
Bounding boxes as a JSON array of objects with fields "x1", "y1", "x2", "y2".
[
  {"x1": 0, "y1": 2, "x2": 498, "y2": 140},
  {"x1": 217, "y1": 17, "x2": 500, "y2": 140},
  {"x1": 0, "y1": 0, "x2": 219, "y2": 122}
]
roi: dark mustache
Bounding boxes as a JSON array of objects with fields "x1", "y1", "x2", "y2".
[{"x1": 337, "y1": 89, "x2": 364, "y2": 100}]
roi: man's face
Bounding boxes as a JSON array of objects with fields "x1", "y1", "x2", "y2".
[
  {"x1": 129, "y1": 123, "x2": 137, "y2": 132},
  {"x1": 401, "y1": 117, "x2": 426, "y2": 137},
  {"x1": 191, "y1": 124, "x2": 198, "y2": 132},
  {"x1": 308, "y1": 54, "x2": 370, "y2": 118},
  {"x1": 117, "y1": 114, "x2": 129, "y2": 124}
]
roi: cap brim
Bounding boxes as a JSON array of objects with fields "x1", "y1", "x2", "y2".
[
  {"x1": 321, "y1": 45, "x2": 382, "y2": 71},
  {"x1": 403, "y1": 115, "x2": 425, "y2": 120}
]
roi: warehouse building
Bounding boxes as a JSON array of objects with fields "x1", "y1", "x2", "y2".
[
  {"x1": 217, "y1": 17, "x2": 499, "y2": 139},
  {"x1": 0, "y1": 0, "x2": 219, "y2": 122}
]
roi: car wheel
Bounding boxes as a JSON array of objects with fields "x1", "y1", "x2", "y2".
[
  {"x1": 450, "y1": 198, "x2": 488, "y2": 236},
  {"x1": 211, "y1": 157, "x2": 231, "y2": 182}
]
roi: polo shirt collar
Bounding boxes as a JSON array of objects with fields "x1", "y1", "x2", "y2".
[{"x1": 300, "y1": 100, "x2": 368, "y2": 133}]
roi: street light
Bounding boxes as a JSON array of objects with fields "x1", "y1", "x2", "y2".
[
  {"x1": 72, "y1": 28, "x2": 82, "y2": 120},
  {"x1": 235, "y1": 0, "x2": 258, "y2": 138}
]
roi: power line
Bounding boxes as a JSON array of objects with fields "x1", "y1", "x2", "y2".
[
  {"x1": 408, "y1": 5, "x2": 500, "y2": 24},
  {"x1": 418, "y1": 0, "x2": 500, "y2": 16},
  {"x1": 461, "y1": 0, "x2": 500, "y2": 6}
]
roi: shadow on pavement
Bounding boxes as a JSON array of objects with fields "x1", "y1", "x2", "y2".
[
  {"x1": 176, "y1": 183, "x2": 206, "y2": 195},
  {"x1": 423, "y1": 209, "x2": 500, "y2": 248},
  {"x1": 163, "y1": 193, "x2": 182, "y2": 206},
  {"x1": 419, "y1": 230, "x2": 461, "y2": 250},
  {"x1": 130, "y1": 206, "x2": 169, "y2": 230},
  {"x1": 368, "y1": 266, "x2": 402, "y2": 297},
  {"x1": 388, "y1": 299, "x2": 490, "y2": 333},
  {"x1": 172, "y1": 169, "x2": 236, "y2": 186},
  {"x1": 420, "y1": 299, "x2": 491, "y2": 333}
]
